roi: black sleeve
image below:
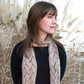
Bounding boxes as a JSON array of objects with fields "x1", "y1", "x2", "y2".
[
  {"x1": 10, "y1": 42, "x2": 22, "y2": 84},
  {"x1": 57, "y1": 45, "x2": 67, "y2": 81}
]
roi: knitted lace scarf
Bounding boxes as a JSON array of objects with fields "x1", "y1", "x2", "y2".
[{"x1": 22, "y1": 37, "x2": 60, "y2": 84}]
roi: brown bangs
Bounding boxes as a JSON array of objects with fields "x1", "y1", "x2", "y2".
[
  {"x1": 37, "y1": 2, "x2": 57, "y2": 18},
  {"x1": 48, "y1": 8, "x2": 57, "y2": 16}
]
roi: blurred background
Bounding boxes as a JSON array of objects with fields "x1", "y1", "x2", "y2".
[{"x1": 0, "y1": 0, "x2": 84, "y2": 84}]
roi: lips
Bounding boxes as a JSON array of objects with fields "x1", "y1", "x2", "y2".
[{"x1": 50, "y1": 26, "x2": 55, "y2": 29}]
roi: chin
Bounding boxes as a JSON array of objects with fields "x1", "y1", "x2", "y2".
[
  {"x1": 48, "y1": 32, "x2": 54, "y2": 34},
  {"x1": 50, "y1": 31, "x2": 55, "y2": 34}
]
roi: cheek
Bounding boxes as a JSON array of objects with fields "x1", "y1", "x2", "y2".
[{"x1": 39, "y1": 19, "x2": 50, "y2": 28}]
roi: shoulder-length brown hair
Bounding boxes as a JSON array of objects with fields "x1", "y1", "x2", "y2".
[{"x1": 20, "y1": 1, "x2": 64, "y2": 54}]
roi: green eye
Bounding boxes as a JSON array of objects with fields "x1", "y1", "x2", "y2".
[
  {"x1": 55, "y1": 16, "x2": 57, "y2": 20},
  {"x1": 48, "y1": 15, "x2": 52, "y2": 18}
]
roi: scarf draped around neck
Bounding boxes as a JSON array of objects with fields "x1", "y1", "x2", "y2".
[{"x1": 22, "y1": 37, "x2": 60, "y2": 84}]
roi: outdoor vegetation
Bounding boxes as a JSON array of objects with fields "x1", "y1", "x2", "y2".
[{"x1": 0, "y1": 0, "x2": 84, "y2": 84}]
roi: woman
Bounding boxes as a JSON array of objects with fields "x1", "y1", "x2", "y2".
[{"x1": 11, "y1": 1, "x2": 67, "y2": 84}]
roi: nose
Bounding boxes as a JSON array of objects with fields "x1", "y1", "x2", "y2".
[{"x1": 52, "y1": 18, "x2": 56, "y2": 25}]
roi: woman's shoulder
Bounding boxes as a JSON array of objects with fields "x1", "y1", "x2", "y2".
[
  {"x1": 14, "y1": 41, "x2": 23, "y2": 49},
  {"x1": 54, "y1": 39, "x2": 65, "y2": 51},
  {"x1": 12, "y1": 41, "x2": 24, "y2": 56},
  {"x1": 11, "y1": 41, "x2": 24, "y2": 63},
  {"x1": 54, "y1": 39, "x2": 67, "y2": 58}
]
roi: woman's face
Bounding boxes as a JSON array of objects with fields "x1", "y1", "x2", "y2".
[{"x1": 38, "y1": 11, "x2": 57, "y2": 36}]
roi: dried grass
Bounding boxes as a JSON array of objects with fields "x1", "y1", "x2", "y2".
[{"x1": 0, "y1": 0, "x2": 84, "y2": 84}]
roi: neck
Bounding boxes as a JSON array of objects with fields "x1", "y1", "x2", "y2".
[
  {"x1": 32, "y1": 35, "x2": 50, "y2": 47},
  {"x1": 32, "y1": 42, "x2": 48, "y2": 47},
  {"x1": 38, "y1": 34, "x2": 47, "y2": 41}
]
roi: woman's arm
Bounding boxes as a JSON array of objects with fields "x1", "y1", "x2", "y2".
[
  {"x1": 11, "y1": 42, "x2": 22, "y2": 84},
  {"x1": 57, "y1": 45, "x2": 67, "y2": 81}
]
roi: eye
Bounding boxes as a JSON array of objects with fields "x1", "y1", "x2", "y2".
[
  {"x1": 48, "y1": 15, "x2": 52, "y2": 19},
  {"x1": 55, "y1": 16, "x2": 57, "y2": 20}
]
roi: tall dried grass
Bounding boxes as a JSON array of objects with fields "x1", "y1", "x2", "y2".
[{"x1": 0, "y1": 0, "x2": 84, "y2": 84}]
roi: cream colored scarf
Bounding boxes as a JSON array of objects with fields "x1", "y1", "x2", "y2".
[{"x1": 22, "y1": 37, "x2": 60, "y2": 84}]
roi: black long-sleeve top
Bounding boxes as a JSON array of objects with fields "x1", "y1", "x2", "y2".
[{"x1": 11, "y1": 41, "x2": 67, "y2": 84}]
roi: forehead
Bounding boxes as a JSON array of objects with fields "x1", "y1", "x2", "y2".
[{"x1": 47, "y1": 8, "x2": 57, "y2": 16}]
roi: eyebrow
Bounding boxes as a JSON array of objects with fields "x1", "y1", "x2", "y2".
[{"x1": 48, "y1": 13, "x2": 56, "y2": 16}]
